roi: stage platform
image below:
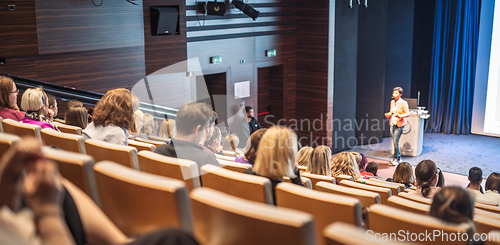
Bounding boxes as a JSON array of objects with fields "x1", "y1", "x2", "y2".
[{"x1": 351, "y1": 133, "x2": 500, "y2": 180}]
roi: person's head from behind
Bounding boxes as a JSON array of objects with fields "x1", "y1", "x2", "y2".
[
  {"x1": 140, "y1": 113, "x2": 157, "y2": 136},
  {"x1": 468, "y1": 167, "x2": 483, "y2": 186},
  {"x1": 0, "y1": 75, "x2": 19, "y2": 110},
  {"x1": 415, "y1": 160, "x2": 438, "y2": 198},
  {"x1": 21, "y1": 88, "x2": 49, "y2": 117},
  {"x1": 67, "y1": 99, "x2": 83, "y2": 109},
  {"x1": 175, "y1": 102, "x2": 215, "y2": 142},
  {"x1": 307, "y1": 145, "x2": 332, "y2": 176},
  {"x1": 297, "y1": 146, "x2": 313, "y2": 167},
  {"x1": 393, "y1": 86, "x2": 403, "y2": 100},
  {"x1": 245, "y1": 106, "x2": 254, "y2": 118},
  {"x1": 64, "y1": 106, "x2": 88, "y2": 129},
  {"x1": 254, "y1": 126, "x2": 297, "y2": 180},
  {"x1": 222, "y1": 134, "x2": 239, "y2": 152},
  {"x1": 243, "y1": 128, "x2": 267, "y2": 163},
  {"x1": 159, "y1": 119, "x2": 176, "y2": 139},
  {"x1": 485, "y1": 173, "x2": 500, "y2": 192},
  {"x1": 92, "y1": 88, "x2": 133, "y2": 129},
  {"x1": 393, "y1": 162, "x2": 414, "y2": 186},
  {"x1": 430, "y1": 187, "x2": 473, "y2": 224},
  {"x1": 131, "y1": 94, "x2": 140, "y2": 112},
  {"x1": 331, "y1": 152, "x2": 360, "y2": 179},
  {"x1": 47, "y1": 94, "x2": 58, "y2": 118},
  {"x1": 206, "y1": 127, "x2": 222, "y2": 148},
  {"x1": 351, "y1": 152, "x2": 368, "y2": 171},
  {"x1": 365, "y1": 162, "x2": 379, "y2": 176}
]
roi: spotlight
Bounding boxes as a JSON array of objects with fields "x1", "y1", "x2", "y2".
[{"x1": 232, "y1": 0, "x2": 260, "y2": 20}]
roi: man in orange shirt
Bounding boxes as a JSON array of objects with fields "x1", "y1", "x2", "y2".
[{"x1": 385, "y1": 87, "x2": 410, "y2": 166}]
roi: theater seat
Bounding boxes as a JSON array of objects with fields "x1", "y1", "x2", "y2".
[
  {"x1": 137, "y1": 151, "x2": 200, "y2": 191},
  {"x1": 128, "y1": 139, "x2": 156, "y2": 152},
  {"x1": 222, "y1": 150, "x2": 237, "y2": 157},
  {"x1": 324, "y1": 222, "x2": 418, "y2": 245},
  {"x1": 215, "y1": 154, "x2": 236, "y2": 162},
  {"x1": 475, "y1": 215, "x2": 500, "y2": 234},
  {"x1": 0, "y1": 132, "x2": 20, "y2": 156},
  {"x1": 301, "y1": 172, "x2": 335, "y2": 190},
  {"x1": 276, "y1": 182, "x2": 362, "y2": 245},
  {"x1": 297, "y1": 165, "x2": 307, "y2": 174},
  {"x1": 217, "y1": 158, "x2": 252, "y2": 173},
  {"x1": 486, "y1": 230, "x2": 500, "y2": 245},
  {"x1": 134, "y1": 137, "x2": 165, "y2": 147},
  {"x1": 340, "y1": 180, "x2": 392, "y2": 204},
  {"x1": 335, "y1": 174, "x2": 353, "y2": 182},
  {"x1": 53, "y1": 122, "x2": 82, "y2": 135},
  {"x1": 148, "y1": 135, "x2": 170, "y2": 143},
  {"x1": 42, "y1": 146, "x2": 98, "y2": 204},
  {"x1": 190, "y1": 187, "x2": 317, "y2": 245},
  {"x1": 387, "y1": 196, "x2": 430, "y2": 215},
  {"x1": 284, "y1": 176, "x2": 313, "y2": 189},
  {"x1": 369, "y1": 204, "x2": 472, "y2": 245},
  {"x1": 2, "y1": 118, "x2": 41, "y2": 142},
  {"x1": 316, "y1": 181, "x2": 380, "y2": 209},
  {"x1": 200, "y1": 164, "x2": 273, "y2": 204},
  {"x1": 397, "y1": 192, "x2": 431, "y2": 204},
  {"x1": 85, "y1": 139, "x2": 139, "y2": 169},
  {"x1": 41, "y1": 128, "x2": 86, "y2": 154},
  {"x1": 93, "y1": 161, "x2": 192, "y2": 237},
  {"x1": 0, "y1": 117, "x2": 3, "y2": 132},
  {"x1": 359, "y1": 179, "x2": 401, "y2": 196}
]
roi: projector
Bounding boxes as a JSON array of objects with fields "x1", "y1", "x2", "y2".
[{"x1": 207, "y1": 1, "x2": 226, "y2": 16}]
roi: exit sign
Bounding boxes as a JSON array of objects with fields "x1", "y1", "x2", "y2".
[
  {"x1": 266, "y1": 49, "x2": 277, "y2": 57},
  {"x1": 210, "y1": 56, "x2": 222, "y2": 64}
]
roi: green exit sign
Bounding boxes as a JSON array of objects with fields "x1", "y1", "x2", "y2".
[
  {"x1": 266, "y1": 49, "x2": 277, "y2": 57},
  {"x1": 210, "y1": 56, "x2": 222, "y2": 64}
]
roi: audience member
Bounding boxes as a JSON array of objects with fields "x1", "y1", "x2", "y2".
[
  {"x1": 296, "y1": 146, "x2": 313, "y2": 167},
  {"x1": 64, "y1": 106, "x2": 88, "y2": 129},
  {"x1": 46, "y1": 94, "x2": 58, "y2": 122},
  {"x1": 132, "y1": 95, "x2": 144, "y2": 132},
  {"x1": 21, "y1": 88, "x2": 56, "y2": 130},
  {"x1": 222, "y1": 134, "x2": 239, "y2": 154},
  {"x1": 245, "y1": 106, "x2": 262, "y2": 136},
  {"x1": 158, "y1": 119, "x2": 176, "y2": 139},
  {"x1": 430, "y1": 187, "x2": 475, "y2": 235},
  {"x1": 199, "y1": 111, "x2": 217, "y2": 154},
  {"x1": 139, "y1": 113, "x2": 157, "y2": 137},
  {"x1": 330, "y1": 152, "x2": 360, "y2": 180},
  {"x1": 482, "y1": 173, "x2": 500, "y2": 204},
  {"x1": 243, "y1": 126, "x2": 303, "y2": 204},
  {"x1": 352, "y1": 152, "x2": 373, "y2": 178},
  {"x1": 87, "y1": 106, "x2": 94, "y2": 123},
  {"x1": 154, "y1": 102, "x2": 219, "y2": 170},
  {"x1": 365, "y1": 161, "x2": 381, "y2": 179},
  {"x1": 83, "y1": 88, "x2": 133, "y2": 145},
  {"x1": 410, "y1": 160, "x2": 441, "y2": 199},
  {"x1": 306, "y1": 145, "x2": 331, "y2": 176},
  {"x1": 386, "y1": 162, "x2": 414, "y2": 189},
  {"x1": 204, "y1": 127, "x2": 223, "y2": 155},
  {"x1": 467, "y1": 167, "x2": 484, "y2": 195},
  {"x1": 235, "y1": 128, "x2": 266, "y2": 166},
  {"x1": 0, "y1": 75, "x2": 24, "y2": 121},
  {"x1": 67, "y1": 99, "x2": 83, "y2": 109}
]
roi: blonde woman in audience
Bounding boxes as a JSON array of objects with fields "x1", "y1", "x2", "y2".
[
  {"x1": 297, "y1": 146, "x2": 313, "y2": 167},
  {"x1": 64, "y1": 106, "x2": 88, "y2": 129},
  {"x1": 306, "y1": 145, "x2": 331, "y2": 176},
  {"x1": 244, "y1": 126, "x2": 303, "y2": 204},
  {"x1": 21, "y1": 88, "x2": 56, "y2": 130},
  {"x1": 83, "y1": 88, "x2": 133, "y2": 145},
  {"x1": 139, "y1": 113, "x2": 157, "y2": 136},
  {"x1": 330, "y1": 151, "x2": 360, "y2": 180},
  {"x1": 222, "y1": 134, "x2": 239, "y2": 154},
  {"x1": 0, "y1": 75, "x2": 24, "y2": 121},
  {"x1": 409, "y1": 160, "x2": 441, "y2": 199},
  {"x1": 132, "y1": 95, "x2": 143, "y2": 132},
  {"x1": 386, "y1": 162, "x2": 414, "y2": 189},
  {"x1": 158, "y1": 119, "x2": 176, "y2": 139},
  {"x1": 481, "y1": 173, "x2": 500, "y2": 204}
]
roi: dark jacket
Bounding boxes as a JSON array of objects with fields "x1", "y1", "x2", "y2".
[
  {"x1": 248, "y1": 117, "x2": 262, "y2": 136},
  {"x1": 243, "y1": 167, "x2": 303, "y2": 205},
  {"x1": 154, "y1": 139, "x2": 220, "y2": 171}
]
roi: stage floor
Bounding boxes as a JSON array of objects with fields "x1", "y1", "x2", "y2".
[{"x1": 351, "y1": 133, "x2": 500, "y2": 178}]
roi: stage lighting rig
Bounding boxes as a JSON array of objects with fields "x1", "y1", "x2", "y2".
[{"x1": 232, "y1": 0, "x2": 260, "y2": 20}]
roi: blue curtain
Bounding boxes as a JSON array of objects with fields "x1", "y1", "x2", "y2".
[{"x1": 426, "y1": 0, "x2": 480, "y2": 134}]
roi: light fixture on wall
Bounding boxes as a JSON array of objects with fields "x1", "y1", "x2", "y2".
[{"x1": 232, "y1": 0, "x2": 260, "y2": 20}]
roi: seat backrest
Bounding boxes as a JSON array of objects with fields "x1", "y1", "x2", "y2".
[
  {"x1": 0, "y1": 116, "x2": 3, "y2": 132},
  {"x1": 477, "y1": 203, "x2": 500, "y2": 215},
  {"x1": 217, "y1": 158, "x2": 251, "y2": 173},
  {"x1": 128, "y1": 140, "x2": 156, "y2": 152},
  {"x1": 369, "y1": 204, "x2": 472, "y2": 244},
  {"x1": 486, "y1": 230, "x2": 500, "y2": 245},
  {"x1": 476, "y1": 208, "x2": 500, "y2": 220},
  {"x1": 200, "y1": 164, "x2": 273, "y2": 204},
  {"x1": 316, "y1": 182, "x2": 380, "y2": 209},
  {"x1": 297, "y1": 165, "x2": 307, "y2": 174},
  {"x1": 475, "y1": 215, "x2": 500, "y2": 235},
  {"x1": 41, "y1": 128, "x2": 86, "y2": 154},
  {"x1": 54, "y1": 118, "x2": 65, "y2": 124},
  {"x1": 222, "y1": 150, "x2": 237, "y2": 157},
  {"x1": 134, "y1": 137, "x2": 165, "y2": 147},
  {"x1": 93, "y1": 161, "x2": 192, "y2": 237},
  {"x1": 301, "y1": 172, "x2": 335, "y2": 190},
  {"x1": 387, "y1": 196, "x2": 430, "y2": 215},
  {"x1": 85, "y1": 139, "x2": 139, "y2": 169},
  {"x1": 0, "y1": 132, "x2": 20, "y2": 156},
  {"x1": 53, "y1": 122, "x2": 82, "y2": 135},
  {"x1": 324, "y1": 222, "x2": 418, "y2": 245},
  {"x1": 361, "y1": 179, "x2": 401, "y2": 195},
  {"x1": 148, "y1": 135, "x2": 170, "y2": 143},
  {"x1": 190, "y1": 187, "x2": 317, "y2": 245},
  {"x1": 2, "y1": 118, "x2": 42, "y2": 142},
  {"x1": 340, "y1": 180, "x2": 392, "y2": 204},
  {"x1": 284, "y1": 176, "x2": 313, "y2": 189},
  {"x1": 137, "y1": 151, "x2": 200, "y2": 191},
  {"x1": 336, "y1": 174, "x2": 353, "y2": 182},
  {"x1": 398, "y1": 192, "x2": 432, "y2": 205},
  {"x1": 42, "y1": 146, "x2": 98, "y2": 204},
  {"x1": 369, "y1": 177, "x2": 406, "y2": 189},
  {"x1": 215, "y1": 154, "x2": 237, "y2": 162},
  {"x1": 276, "y1": 183, "x2": 362, "y2": 245}
]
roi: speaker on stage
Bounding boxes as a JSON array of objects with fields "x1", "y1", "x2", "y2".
[{"x1": 150, "y1": 6, "x2": 179, "y2": 35}]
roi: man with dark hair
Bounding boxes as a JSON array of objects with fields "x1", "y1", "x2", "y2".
[
  {"x1": 245, "y1": 106, "x2": 262, "y2": 136},
  {"x1": 467, "y1": 167, "x2": 484, "y2": 194},
  {"x1": 385, "y1": 87, "x2": 409, "y2": 166},
  {"x1": 46, "y1": 93, "x2": 58, "y2": 122},
  {"x1": 155, "y1": 102, "x2": 219, "y2": 170}
]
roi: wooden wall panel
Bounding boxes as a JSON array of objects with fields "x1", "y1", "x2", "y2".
[
  {"x1": 35, "y1": 0, "x2": 144, "y2": 54},
  {"x1": 143, "y1": 0, "x2": 187, "y2": 75},
  {"x1": 0, "y1": 0, "x2": 38, "y2": 57},
  {"x1": 36, "y1": 46, "x2": 146, "y2": 94},
  {"x1": 0, "y1": 56, "x2": 37, "y2": 80}
]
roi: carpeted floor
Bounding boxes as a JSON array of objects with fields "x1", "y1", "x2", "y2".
[{"x1": 351, "y1": 133, "x2": 500, "y2": 178}]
